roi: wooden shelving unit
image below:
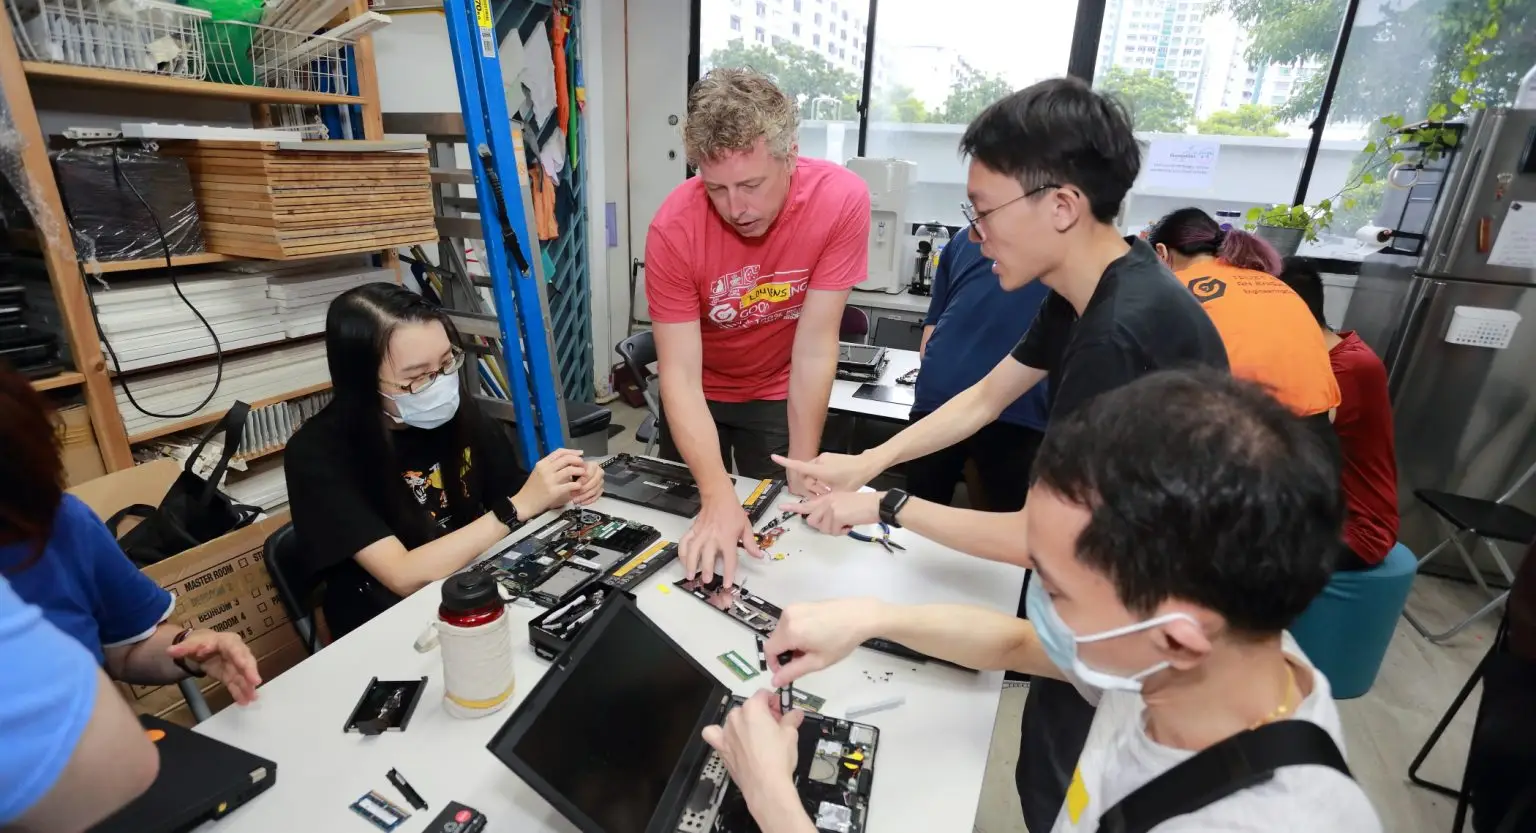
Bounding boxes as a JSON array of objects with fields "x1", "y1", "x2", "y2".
[
  {"x1": 127, "y1": 382, "x2": 333, "y2": 445},
  {"x1": 85, "y1": 252, "x2": 244, "y2": 274},
  {"x1": 22, "y1": 62, "x2": 367, "y2": 105},
  {"x1": 30, "y1": 370, "x2": 85, "y2": 391},
  {"x1": 0, "y1": 0, "x2": 387, "y2": 472}
]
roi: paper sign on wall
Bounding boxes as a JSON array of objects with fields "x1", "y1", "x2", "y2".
[
  {"x1": 1143, "y1": 139, "x2": 1221, "y2": 191},
  {"x1": 1489, "y1": 201, "x2": 1536, "y2": 269}
]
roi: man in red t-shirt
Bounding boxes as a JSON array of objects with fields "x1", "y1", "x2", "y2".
[
  {"x1": 645, "y1": 68, "x2": 870, "y2": 587},
  {"x1": 1280, "y1": 257, "x2": 1399, "y2": 569}
]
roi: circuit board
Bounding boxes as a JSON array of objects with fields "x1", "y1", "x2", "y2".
[
  {"x1": 690, "y1": 702, "x2": 877, "y2": 833},
  {"x1": 673, "y1": 577, "x2": 975, "y2": 672},
  {"x1": 473, "y1": 508, "x2": 661, "y2": 606}
]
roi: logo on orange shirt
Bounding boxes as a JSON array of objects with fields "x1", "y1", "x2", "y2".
[{"x1": 1186, "y1": 275, "x2": 1227, "y2": 303}]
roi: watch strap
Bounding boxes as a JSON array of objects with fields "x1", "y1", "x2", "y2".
[
  {"x1": 879, "y1": 489, "x2": 910, "y2": 528},
  {"x1": 494, "y1": 497, "x2": 522, "y2": 530}
]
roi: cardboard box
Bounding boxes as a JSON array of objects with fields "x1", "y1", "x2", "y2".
[
  {"x1": 56, "y1": 405, "x2": 105, "y2": 487},
  {"x1": 68, "y1": 459, "x2": 305, "y2": 717}
]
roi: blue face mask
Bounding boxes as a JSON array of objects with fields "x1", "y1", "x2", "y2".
[
  {"x1": 1024, "y1": 577, "x2": 1197, "y2": 693},
  {"x1": 386, "y1": 373, "x2": 461, "y2": 430}
]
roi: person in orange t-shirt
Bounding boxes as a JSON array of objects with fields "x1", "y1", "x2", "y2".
[{"x1": 1148, "y1": 208, "x2": 1340, "y2": 421}]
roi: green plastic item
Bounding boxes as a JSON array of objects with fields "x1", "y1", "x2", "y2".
[{"x1": 182, "y1": 0, "x2": 263, "y2": 85}]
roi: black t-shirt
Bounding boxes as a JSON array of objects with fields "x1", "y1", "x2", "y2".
[
  {"x1": 284, "y1": 405, "x2": 529, "y2": 638},
  {"x1": 1011, "y1": 237, "x2": 1230, "y2": 420},
  {"x1": 1008, "y1": 237, "x2": 1230, "y2": 833}
]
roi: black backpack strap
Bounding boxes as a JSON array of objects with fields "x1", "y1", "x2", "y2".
[
  {"x1": 104, "y1": 504, "x2": 157, "y2": 536},
  {"x1": 1096, "y1": 721, "x2": 1352, "y2": 833},
  {"x1": 186, "y1": 401, "x2": 251, "y2": 505}
]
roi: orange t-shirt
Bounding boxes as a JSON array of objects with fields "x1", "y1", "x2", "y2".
[{"x1": 1176, "y1": 261, "x2": 1340, "y2": 416}]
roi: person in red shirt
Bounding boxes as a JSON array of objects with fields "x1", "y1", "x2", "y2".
[
  {"x1": 1279, "y1": 257, "x2": 1399, "y2": 570},
  {"x1": 645, "y1": 68, "x2": 870, "y2": 588}
]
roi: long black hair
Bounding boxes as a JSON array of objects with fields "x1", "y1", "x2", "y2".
[{"x1": 325, "y1": 283, "x2": 485, "y2": 548}]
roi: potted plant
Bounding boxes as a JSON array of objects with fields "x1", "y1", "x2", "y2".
[{"x1": 1246, "y1": 202, "x2": 1333, "y2": 258}]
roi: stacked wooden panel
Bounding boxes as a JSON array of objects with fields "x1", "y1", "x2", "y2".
[{"x1": 165, "y1": 140, "x2": 437, "y2": 259}]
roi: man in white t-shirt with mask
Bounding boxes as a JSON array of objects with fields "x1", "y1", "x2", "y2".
[{"x1": 699, "y1": 370, "x2": 1382, "y2": 833}]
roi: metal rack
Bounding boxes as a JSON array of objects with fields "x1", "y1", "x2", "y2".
[{"x1": 441, "y1": 0, "x2": 566, "y2": 462}]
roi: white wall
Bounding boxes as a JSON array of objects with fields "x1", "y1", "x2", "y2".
[{"x1": 623, "y1": 0, "x2": 692, "y2": 327}]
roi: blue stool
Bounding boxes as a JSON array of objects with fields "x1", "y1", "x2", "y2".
[{"x1": 1288, "y1": 543, "x2": 1417, "y2": 699}]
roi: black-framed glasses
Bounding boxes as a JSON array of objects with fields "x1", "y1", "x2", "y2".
[
  {"x1": 960, "y1": 183, "x2": 1062, "y2": 237},
  {"x1": 383, "y1": 348, "x2": 466, "y2": 394}
]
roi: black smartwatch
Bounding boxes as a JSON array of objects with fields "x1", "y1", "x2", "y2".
[
  {"x1": 493, "y1": 497, "x2": 522, "y2": 531},
  {"x1": 879, "y1": 489, "x2": 911, "y2": 528}
]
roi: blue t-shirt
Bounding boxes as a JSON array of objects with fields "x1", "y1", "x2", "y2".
[
  {"x1": 0, "y1": 575, "x2": 102, "y2": 825},
  {"x1": 0, "y1": 494, "x2": 173, "y2": 664},
  {"x1": 916, "y1": 234, "x2": 1051, "y2": 430}
]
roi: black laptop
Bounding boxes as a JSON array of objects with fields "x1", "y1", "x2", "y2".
[
  {"x1": 835, "y1": 343, "x2": 887, "y2": 383},
  {"x1": 90, "y1": 715, "x2": 276, "y2": 833},
  {"x1": 599, "y1": 453, "x2": 704, "y2": 517},
  {"x1": 488, "y1": 593, "x2": 880, "y2": 833}
]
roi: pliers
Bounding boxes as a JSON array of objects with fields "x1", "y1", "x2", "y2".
[{"x1": 847, "y1": 522, "x2": 906, "y2": 553}]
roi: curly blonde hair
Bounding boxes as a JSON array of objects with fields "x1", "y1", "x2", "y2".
[{"x1": 682, "y1": 68, "x2": 799, "y2": 165}]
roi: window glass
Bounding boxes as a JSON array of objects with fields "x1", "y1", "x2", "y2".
[
  {"x1": 863, "y1": 0, "x2": 1080, "y2": 226},
  {"x1": 1093, "y1": 0, "x2": 1347, "y2": 244},
  {"x1": 699, "y1": 0, "x2": 875, "y2": 162},
  {"x1": 1297, "y1": 0, "x2": 1535, "y2": 260}
]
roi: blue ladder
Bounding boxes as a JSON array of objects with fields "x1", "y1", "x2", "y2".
[{"x1": 441, "y1": 0, "x2": 567, "y2": 461}]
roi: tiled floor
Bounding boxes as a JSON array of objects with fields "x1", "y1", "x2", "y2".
[{"x1": 601, "y1": 400, "x2": 1494, "y2": 833}]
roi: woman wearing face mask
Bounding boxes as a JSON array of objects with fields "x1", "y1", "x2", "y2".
[{"x1": 285, "y1": 283, "x2": 603, "y2": 639}]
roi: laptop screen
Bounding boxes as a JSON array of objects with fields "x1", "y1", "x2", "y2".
[
  {"x1": 503, "y1": 600, "x2": 720, "y2": 833},
  {"x1": 839, "y1": 343, "x2": 883, "y2": 364}
]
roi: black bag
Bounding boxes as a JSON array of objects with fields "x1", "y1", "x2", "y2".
[
  {"x1": 107, "y1": 402, "x2": 261, "y2": 567},
  {"x1": 1096, "y1": 720, "x2": 1353, "y2": 833}
]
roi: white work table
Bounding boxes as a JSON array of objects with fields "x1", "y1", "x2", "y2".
[
  {"x1": 829, "y1": 348, "x2": 922, "y2": 422},
  {"x1": 196, "y1": 473, "x2": 1025, "y2": 832},
  {"x1": 850, "y1": 288, "x2": 932, "y2": 314}
]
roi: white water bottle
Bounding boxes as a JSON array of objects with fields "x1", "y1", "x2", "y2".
[{"x1": 415, "y1": 573, "x2": 515, "y2": 719}]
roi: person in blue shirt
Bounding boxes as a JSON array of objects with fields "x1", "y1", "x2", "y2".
[
  {"x1": 908, "y1": 230, "x2": 1051, "y2": 511},
  {"x1": 0, "y1": 575, "x2": 161, "y2": 831},
  {"x1": 0, "y1": 368, "x2": 262, "y2": 704}
]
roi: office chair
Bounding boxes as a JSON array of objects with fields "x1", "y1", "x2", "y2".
[
  {"x1": 840, "y1": 306, "x2": 870, "y2": 342},
  {"x1": 1404, "y1": 459, "x2": 1536, "y2": 642},
  {"x1": 616, "y1": 330, "x2": 662, "y2": 457},
  {"x1": 264, "y1": 522, "x2": 322, "y2": 655},
  {"x1": 1409, "y1": 538, "x2": 1536, "y2": 833}
]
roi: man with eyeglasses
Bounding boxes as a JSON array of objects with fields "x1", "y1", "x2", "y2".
[{"x1": 777, "y1": 77, "x2": 1229, "y2": 833}]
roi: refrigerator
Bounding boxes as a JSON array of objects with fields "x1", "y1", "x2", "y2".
[{"x1": 1343, "y1": 107, "x2": 1536, "y2": 581}]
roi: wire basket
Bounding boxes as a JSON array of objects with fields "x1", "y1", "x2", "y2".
[
  {"x1": 203, "y1": 20, "x2": 352, "y2": 94},
  {"x1": 5, "y1": 0, "x2": 210, "y2": 77}
]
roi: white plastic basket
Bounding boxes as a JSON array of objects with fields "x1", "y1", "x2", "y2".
[
  {"x1": 203, "y1": 19, "x2": 353, "y2": 94},
  {"x1": 4, "y1": 0, "x2": 210, "y2": 78}
]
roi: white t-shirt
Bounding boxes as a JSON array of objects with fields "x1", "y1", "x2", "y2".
[{"x1": 1049, "y1": 638, "x2": 1382, "y2": 833}]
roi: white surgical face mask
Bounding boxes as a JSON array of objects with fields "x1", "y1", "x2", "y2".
[
  {"x1": 1025, "y1": 578, "x2": 1197, "y2": 693},
  {"x1": 386, "y1": 373, "x2": 461, "y2": 429}
]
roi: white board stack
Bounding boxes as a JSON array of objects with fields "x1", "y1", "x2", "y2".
[
  {"x1": 93, "y1": 273, "x2": 282, "y2": 372},
  {"x1": 94, "y1": 257, "x2": 395, "y2": 372},
  {"x1": 225, "y1": 461, "x2": 290, "y2": 511},
  {"x1": 265, "y1": 263, "x2": 395, "y2": 338},
  {"x1": 114, "y1": 340, "x2": 330, "y2": 440}
]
